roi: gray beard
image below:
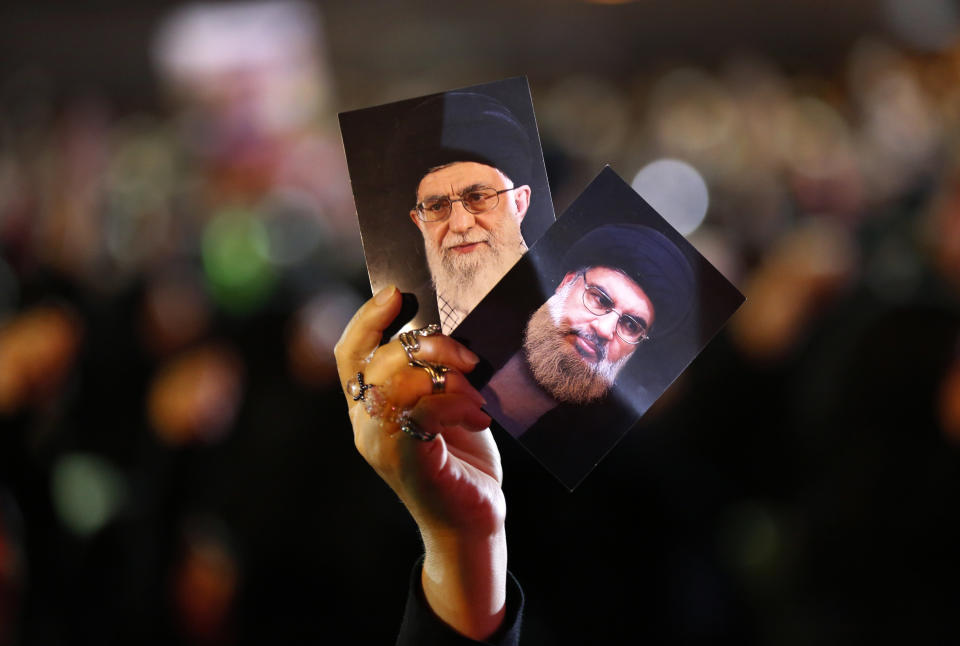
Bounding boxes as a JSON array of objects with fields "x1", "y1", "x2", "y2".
[
  {"x1": 522, "y1": 285, "x2": 629, "y2": 405},
  {"x1": 425, "y1": 224, "x2": 525, "y2": 315}
]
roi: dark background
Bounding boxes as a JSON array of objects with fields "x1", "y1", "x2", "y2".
[{"x1": 1, "y1": 0, "x2": 960, "y2": 644}]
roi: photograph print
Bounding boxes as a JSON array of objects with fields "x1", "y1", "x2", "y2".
[
  {"x1": 453, "y1": 167, "x2": 745, "y2": 490},
  {"x1": 339, "y1": 76, "x2": 555, "y2": 333}
]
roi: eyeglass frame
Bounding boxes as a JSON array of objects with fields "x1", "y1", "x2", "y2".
[
  {"x1": 577, "y1": 271, "x2": 651, "y2": 345},
  {"x1": 413, "y1": 186, "x2": 520, "y2": 223}
]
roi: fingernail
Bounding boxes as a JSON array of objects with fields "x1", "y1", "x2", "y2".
[
  {"x1": 459, "y1": 346, "x2": 480, "y2": 365},
  {"x1": 469, "y1": 388, "x2": 486, "y2": 407},
  {"x1": 374, "y1": 285, "x2": 396, "y2": 305},
  {"x1": 469, "y1": 416, "x2": 491, "y2": 431}
]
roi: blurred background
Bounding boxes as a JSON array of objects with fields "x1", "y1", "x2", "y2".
[{"x1": 1, "y1": 0, "x2": 959, "y2": 643}]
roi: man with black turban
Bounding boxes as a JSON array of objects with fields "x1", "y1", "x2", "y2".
[
  {"x1": 390, "y1": 91, "x2": 535, "y2": 333},
  {"x1": 482, "y1": 224, "x2": 696, "y2": 444}
]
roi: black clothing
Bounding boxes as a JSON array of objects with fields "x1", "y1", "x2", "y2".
[{"x1": 397, "y1": 556, "x2": 524, "y2": 646}]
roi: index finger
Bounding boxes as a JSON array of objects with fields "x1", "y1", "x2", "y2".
[{"x1": 334, "y1": 285, "x2": 402, "y2": 394}]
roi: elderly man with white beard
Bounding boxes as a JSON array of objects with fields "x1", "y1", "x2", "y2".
[
  {"x1": 480, "y1": 224, "x2": 695, "y2": 441},
  {"x1": 393, "y1": 91, "x2": 535, "y2": 334}
]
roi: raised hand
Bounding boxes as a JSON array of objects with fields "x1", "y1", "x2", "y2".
[{"x1": 334, "y1": 286, "x2": 507, "y2": 640}]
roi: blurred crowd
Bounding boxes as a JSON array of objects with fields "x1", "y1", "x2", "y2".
[{"x1": 1, "y1": 1, "x2": 959, "y2": 644}]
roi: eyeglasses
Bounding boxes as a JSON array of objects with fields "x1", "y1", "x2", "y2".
[
  {"x1": 414, "y1": 186, "x2": 518, "y2": 223},
  {"x1": 580, "y1": 277, "x2": 650, "y2": 345}
]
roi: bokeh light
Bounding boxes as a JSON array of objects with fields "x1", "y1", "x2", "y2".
[
  {"x1": 148, "y1": 344, "x2": 243, "y2": 446},
  {"x1": 139, "y1": 268, "x2": 212, "y2": 357},
  {"x1": 50, "y1": 453, "x2": 127, "y2": 538},
  {"x1": 940, "y1": 351, "x2": 960, "y2": 443},
  {"x1": 729, "y1": 220, "x2": 857, "y2": 362},
  {"x1": 0, "y1": 304, "x2": 82, "y2": 414},
  {"x1": 261, "y1": 187, "x2": 329, "y2": 267},
  {"x1": 153, "y1": 0, "x2": 328, "y2": 138},
  {"x1": 632, "y1": 158, "x2": 710, "y2": 236},
  {"x1": 201, "y1": 209, "x2": 277, "y2": 315},
  {"x1": 173, "y1": 517, "x2": 239, "y2": 643}
]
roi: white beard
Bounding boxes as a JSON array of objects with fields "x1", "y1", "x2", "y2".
[{"x1": 424, "y1": 216, "x2": 526, "y2": 315}]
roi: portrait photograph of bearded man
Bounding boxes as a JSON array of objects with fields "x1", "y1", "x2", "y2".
[
  {"x1": 339, "y1": 77, "x2": 555, "y2": 333},
  {"x1": 454, "y1": 168, "x2": 744, "y2": 489}
]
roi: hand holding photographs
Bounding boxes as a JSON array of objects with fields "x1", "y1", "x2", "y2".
[{"x1": 340, "y1": 80, "x2": 743, "y2": 490}]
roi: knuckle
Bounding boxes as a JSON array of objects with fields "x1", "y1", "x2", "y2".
[{"x1": 332, "y1": 339, "x2": 347, "y2": 363}]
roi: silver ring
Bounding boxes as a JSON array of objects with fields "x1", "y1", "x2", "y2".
[
  {"x1": 400, "y1": 418, "x2": 437, "y2": 442},
  {"x1": 398, "y1": 330, "x2": 421, "y2": 362},
  {"x1": 409, "y1": 359, "x2": 450, "y2": 394},
  {"x1": 413, "y1": 323, "x2": 441, "y2": 337},
  {"x1": 398, "y1": 324, "x2": 442, "y2": 362}
]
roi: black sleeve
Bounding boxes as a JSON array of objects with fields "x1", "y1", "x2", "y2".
[{"x1": 396, "y1": 555, "x2": 524, "y2": 646}]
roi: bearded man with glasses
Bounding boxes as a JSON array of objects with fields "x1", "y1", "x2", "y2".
[
  {"x1": 481, "y1": 224, "x2": 695, "y2": 445},
  {"x1": 391, "y1": 91, "x2": 536, "y2": 334},
  {"x1": 411, "y1": 161, "x2": 531, "y2": 334}
]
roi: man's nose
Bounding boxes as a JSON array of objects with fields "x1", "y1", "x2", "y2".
[
  {"x1": 447, "y1": 200, "x2": 476, "y2": 233},
  {"x1": 590, "y1": 311, "x2": 619, "y2": 342}
]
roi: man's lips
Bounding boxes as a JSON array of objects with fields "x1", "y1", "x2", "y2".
[
  {"x1": 446, "y1": 241, "x2": 487, "y2": 254},
  {"x1": 571, "y1": 334, "x2": 600, "y2": 362}
]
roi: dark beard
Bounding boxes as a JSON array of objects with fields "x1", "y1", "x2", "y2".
[{"x1": 522, "y1": 300, "x2": 614, "y2": 405}]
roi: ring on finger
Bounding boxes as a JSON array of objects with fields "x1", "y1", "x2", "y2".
[
  {"x1": 398, "y1": 323, "x2": 441, "y2": 362},
  {"x1": 400, "y1": 417, "x2": 437, "y2": 442},
  {"x1": 398, "y1": 330, "x2": 421, "y2": 362},
  {"x1": 345, "y1": 371, "x2": 375, "y2": 402},
  {"x1": 362, "y1": 383, "x2": 410, "y2": 427},
  {"x1": 409, "y1": 359, "x2": 450, "y2": 394},
  {"x1": 413, "y1": 323, "x2": 441, "y2": 338}
]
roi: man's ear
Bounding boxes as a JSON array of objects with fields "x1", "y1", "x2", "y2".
[
  {"x1": 556, "y1": 271, "x2": 579, "y2": 294},
  {"x1": 512, "y1": 185, "x2": 531, "y2": 223},
  {"x1": 409, "y1": 209, "x2": 424, "y2": 231}
]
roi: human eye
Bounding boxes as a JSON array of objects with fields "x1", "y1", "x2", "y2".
[
  {"x1": 424, "y1": 198, "x2": 448, "y2": 213},
  {"x1": 591, "y1": 287, "x2": 614, "y2": 310},
  {"x1": 463, "y1": 187, "x2": 496, "y2": 209},
  {"x1": 619, "y1": 315, "x2": 644, "y2": 337},
  {"x1": 584, "y1": 286, "x2": 612, "y2": 312}
]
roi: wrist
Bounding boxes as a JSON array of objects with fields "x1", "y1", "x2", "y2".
[{"x1": 420, "y1": 526, "x2": 508, "y2": 641}]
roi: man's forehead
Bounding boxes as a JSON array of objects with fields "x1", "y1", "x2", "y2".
[{"x1": 417, "y1": 161, "x2": 505, "y2": 196}]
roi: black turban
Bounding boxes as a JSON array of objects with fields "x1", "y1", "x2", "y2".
[
  {"x1": 561, "y1": 224, "x2": 696, "y2": 337},
  {"x1": 388, "y1": 91, "x2": 533, "y2": 198}
]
